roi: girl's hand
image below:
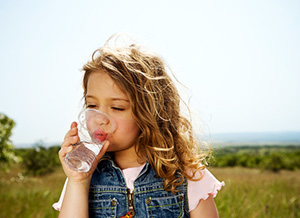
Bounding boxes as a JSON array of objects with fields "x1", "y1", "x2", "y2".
[{"x1": 58, "y1": 121, "x2": 110, "y2": 184}]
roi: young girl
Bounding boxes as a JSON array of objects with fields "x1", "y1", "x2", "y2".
[{"x1": 54, "y1": 34, "x2": 224, "y2": 218}]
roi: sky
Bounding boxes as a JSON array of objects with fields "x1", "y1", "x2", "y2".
[{"x1": 0, "y1": 0, "x2": 299, "y2": 146}]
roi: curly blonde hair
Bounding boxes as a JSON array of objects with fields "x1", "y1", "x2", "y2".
[{"x1": 82, "y1": 34, "x2": 210, "y2": 193}]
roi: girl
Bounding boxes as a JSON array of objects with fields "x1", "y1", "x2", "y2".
[{"x1": 54, "y1": 34, "x2": 224, "y2": 218}]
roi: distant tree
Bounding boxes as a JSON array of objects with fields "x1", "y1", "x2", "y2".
[{"x1": 0, "y1": 113, "x2": 17, "y2": 171}]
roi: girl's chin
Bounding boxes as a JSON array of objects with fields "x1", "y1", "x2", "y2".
[{"x1": 106, "y1": 144, "x2": 136, "y2": 153}]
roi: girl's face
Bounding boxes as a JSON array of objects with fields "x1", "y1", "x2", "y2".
[{"x1": 85, "y1": 70, "x2": 140, "y2": 152}]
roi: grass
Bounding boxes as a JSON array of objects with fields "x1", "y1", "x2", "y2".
[
  {"x1": 210, "y1": 167, "x2": 300, "y2": 218},
  {"x1": 1, "y1": 165, "x2": 299, "y2": 217},
  {"x1": 0, "y1": 165, "x2": 64, "y2": 218}
]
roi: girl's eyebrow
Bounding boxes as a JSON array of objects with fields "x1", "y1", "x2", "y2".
[
  {"x1": 111, "y1": 98, "x2": 130, "y2": 102},
  {"x1": 85, "y1": 95, "x2": 94, "y2": 99},
  {"x1": 85, "y1": 95, "x2": 129, "y2": 102}
]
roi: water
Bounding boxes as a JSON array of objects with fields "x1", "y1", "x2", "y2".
[{"x1": 64, "y1": 142, "x2": 102, "y2": 172}]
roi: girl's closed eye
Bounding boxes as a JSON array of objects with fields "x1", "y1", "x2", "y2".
[
  {"x1": 86, "y1": 104, "x2": 97, "y2": 109},
  {"x1": 111, "y1": 107, "x2": 125, "y2": 111}
]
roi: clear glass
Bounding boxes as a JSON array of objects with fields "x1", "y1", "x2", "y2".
[{"x1": 64, "y1": 109, "x2": 116, "y2": 172}]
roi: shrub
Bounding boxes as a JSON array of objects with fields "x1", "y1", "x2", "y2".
[
  {"x1": 20, "y1": 142, "x2": 61, "y2": 176},
  {"x1": 260, "y1": 153, "x2": 285, "y2": 172}
]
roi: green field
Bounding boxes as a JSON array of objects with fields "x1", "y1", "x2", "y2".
[
  {"x1": 1, "y1": 164, "x2": 299, "y2": 217},
  {"x1": 211, "y1": 167, "x2": 300, "y2": 218}
]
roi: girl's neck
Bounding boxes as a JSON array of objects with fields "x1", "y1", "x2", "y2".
[{"x1": 113, "y1": 146, "x2": 145, "y2": 170}]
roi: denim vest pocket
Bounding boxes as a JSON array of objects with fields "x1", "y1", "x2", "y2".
[
  {"x1": 145, "y1": 193, "x2": 185, "y2": 218},
  {"x1": 89, "y1": 197, "x2": 118, "y2": 218}
]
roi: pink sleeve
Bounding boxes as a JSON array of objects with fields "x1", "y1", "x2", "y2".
[
  {"x1": 187, "y1": 169, "x2": 225, "y2": 212},
  {"x1": 52, "y1": 178, "x2": 68, "y2": 211}
]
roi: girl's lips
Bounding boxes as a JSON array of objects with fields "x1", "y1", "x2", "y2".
[{"x1": 93, "y1": 129, "x2": 108, "y2": 143}]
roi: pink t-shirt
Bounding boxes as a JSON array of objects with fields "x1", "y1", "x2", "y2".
[{"x1": 53, "y1": 165, "x2": 224, "y2": 212}]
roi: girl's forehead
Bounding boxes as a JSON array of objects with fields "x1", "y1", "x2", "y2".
[{"x1": 87, "y1": 71, "x2": 128, "y2": 99}]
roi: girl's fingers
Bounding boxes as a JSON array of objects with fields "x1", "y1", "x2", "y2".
[
  {"x1": 59, "y1": 139, "x2": 77, "y2": 158},
  {"x1": 58, "y1": 145, "x2": 73, "y2": 159},
  {"x1": 59, "y1": 122, "x2": 79, "y2": 159},
  {"x1": 59, "y1": 137, "x2": 77, "y2": 157},
  {"x1": 61, "y1": 122, "x2": 79, "y2": 152},
  {"x1": 70, "y1": 121, "x2": 77, "y2": 129},
  {"x1": 61, "y1": 135, "x2": 79, "y2": 149}
]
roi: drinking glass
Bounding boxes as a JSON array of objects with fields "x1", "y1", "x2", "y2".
[{"x1": 64, "y1": 108, "x2": 116, "y2": 172}]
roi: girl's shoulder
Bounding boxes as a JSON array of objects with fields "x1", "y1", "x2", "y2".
[{"x1": 187, "y1": 168, "x2": 225, "y2": 212}]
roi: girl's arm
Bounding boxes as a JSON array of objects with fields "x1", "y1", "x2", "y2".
[
  {"x1": 190, "y1": 195, "x2": 219, "y2": 218},
  {"x1": 58, "y1": 178, "x2": 90, "y2": 218},
  {"x1": 58, "y1": 122, "x2": 110, "y2": 218}
]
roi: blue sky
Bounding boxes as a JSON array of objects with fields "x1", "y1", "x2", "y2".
[{"x1": 0, "y1": 0, "x2": 299, "y2": 145}]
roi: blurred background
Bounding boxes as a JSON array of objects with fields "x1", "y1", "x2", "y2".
[{"x1": 0, "y1": 0, "x2": 299, "y2": 217}]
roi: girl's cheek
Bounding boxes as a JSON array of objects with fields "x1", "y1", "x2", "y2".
[
  {"x1": 112, "y1": 120, "x2": 119, "y2": 134},
  {"x1": 111, "y1": 116, "x2": 119, "y2": 128}
]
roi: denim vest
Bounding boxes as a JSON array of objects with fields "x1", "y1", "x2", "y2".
[{"x1": 89, "y1": 155, "x2": 190, "y2": 218}]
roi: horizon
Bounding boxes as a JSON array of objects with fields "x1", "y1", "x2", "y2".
[{"x1": 13, "y1": 131, "x2": 300, "y2": 148}]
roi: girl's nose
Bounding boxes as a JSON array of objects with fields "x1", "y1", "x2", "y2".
[{"x1": 94, "y1": 114, "x2": 110, "y2": 126}]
